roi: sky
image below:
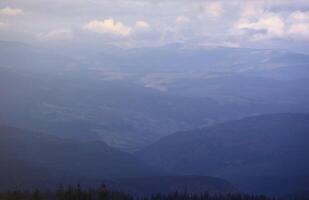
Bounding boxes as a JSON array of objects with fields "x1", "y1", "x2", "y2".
[{"x1": 0, "y1": 0, "x2": 309, "y2": 52}]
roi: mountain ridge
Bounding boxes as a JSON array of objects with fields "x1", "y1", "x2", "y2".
[
  {"x1": 136, "y1": 113, "x2": 309, "y2": 195},
  {"x1": 0, "y1": 124, "x2": 161, "y2": 190}
]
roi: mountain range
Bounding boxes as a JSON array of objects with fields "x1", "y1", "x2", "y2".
[
  {"x1": 1, "y1": 41, "x2": 309, "y2": 151},
  {"x1": 136, "y1": 113, "x2": 309, "y2": 195},
  {"x1": 1, "y1": 41, "x2": 309, "y2": 195},
  {"x1": 0, "y1": 123, "x2": 235, "y2": 196},
  {"x1": 0, "y1": 124, "x2": 158, "y2": 189}
]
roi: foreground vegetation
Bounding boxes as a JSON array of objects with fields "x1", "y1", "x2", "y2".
[{"x1": 0, "y1": 184, "x2": 283, "y2": 200}]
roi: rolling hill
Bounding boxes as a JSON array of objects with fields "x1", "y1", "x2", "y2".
[
  {"x1": 0, "y1": 124, "x2": 236, "y2": 195},
  {"x1": 0, "y1": 124, "x2": 160, "y2": 190},
  {"x1": 1, "y1": 41, "x2": 309, "y2": 152},
  {"x1": 136, "y1": 113, "x2": 309, "y2": 194}
]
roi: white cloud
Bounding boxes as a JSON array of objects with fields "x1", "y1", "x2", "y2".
[
  {"x1": 38, "y1": 29, "x2": 74, "y2": 40},
  {"x1": 288, "y1": 23, "x2": 309, "y2": 37},
  {"x1": 240, "y1": 2, "x2": 264, "y2": 18},
  {"x1": 176, "y1": 16, "x2": 190, "y2": 24},
  {"x1": 235, "y1": 13, "x2": 285, "y2": 40},
  {"x1": 288, "y1": 11, "x2": 309, "y2": 21},
  {"x1": 83, "y1": 19, "x2": 150, "y2": 37},
  {"x1": 135, "y1": 20, "x2": 150, "y2": 30},
  {"x1": 0, "y1": 7, "x2": 24, "y2": 16},
  {"x1": 0, "y1": 21, "x2": 8, "y2": 28},
  {"x1": 231, "y1": 1, "x2": 309, "y2": 41},
  {"x1": 1, "y1": 0, "x2": 309, "y2": 50},
  {"x1": 83, "y1": 19, "x2": 132, "y2": 37},
  {"x1": 234, "y1": 9, "x2": 309, "y2": 41},
  {"x1": 204, "y1": 2, "x2": 224, "y2": 18},
  {"x1": 286, "y1": 11, "x2": 309, "y2": 40},
  {"x1": 196, "y1": 2, "x2": 224, "y2": 21},
  {"x1": 200, "y1": 41, "x2": 240, "y2": 48}
]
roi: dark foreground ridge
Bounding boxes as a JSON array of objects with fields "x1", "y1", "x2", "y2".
[
  {"x1": 136, "y1": 113, "x2": 309, "y2": 195},
  {"x1": 0, "y1": 124, "x2": 234, "y2": 195},
  {"x1": 108, "y1": 175, "x2": 236, "y2": 196},
  {"x1": 0, "y1": 184, "x2": 289, "y2": 200},
  {"x1": 0, "y1": 124, "x2": 160, "y2": 190}
]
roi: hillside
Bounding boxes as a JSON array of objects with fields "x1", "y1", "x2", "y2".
[
  {"x1": 0, "y1": 124, "x2": 238, "y2": 195},
  {"x1": 0, "y1": 124, "x2": 160, "y2": 190},
  {"x1": 136, "y1": 113, "x2": 309, "y2": 194},
  {"x1": 1, "y1": 42, "x2": 309, "y2": 152},
  {"x1": 108, "y1": 175, "x2": 236, "y2": 196}
]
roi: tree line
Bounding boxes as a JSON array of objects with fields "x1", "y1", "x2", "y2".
[{"x1": 0, "y1": 184, "x2": 294, "y2": 200}]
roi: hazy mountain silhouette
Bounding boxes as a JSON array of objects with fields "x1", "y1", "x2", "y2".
[
  {"x1": 136, "y1": 113, "x2": 309, "y2": 194},
  {"x1": 0, "y1": 124, "x2": 237, "y2": 195},
  {"x1": 1, "y1": 42, "x2": 309, "y2": 152},
  {"x1": 0, "y1": 124, "x2": 160, "y2": 190}
]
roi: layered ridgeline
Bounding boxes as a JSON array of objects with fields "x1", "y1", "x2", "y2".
[
  {"x1": 0, "y1": 124, "x2": 235, "y2": 195},
  {"x1": 0, "y1": 124, "x2": 159, "y2": 189},
  {"x1": 136, "y1": 113, "x2": 309, "y2": 195},
  {"x1": 1, "y1": 41, "x2": 309, "y2": 152}
]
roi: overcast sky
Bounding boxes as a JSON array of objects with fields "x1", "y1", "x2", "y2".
[{"x1": 0, "y1": 0, "x2": 309, "y2": 52}]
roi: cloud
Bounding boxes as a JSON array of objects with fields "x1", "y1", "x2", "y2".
[
  {"x1": 204, "y1": 2, "x2": 224, "y2": 18},
  {"x1": 287, "y1": 11, "x2": 309, "y2": 40},
  {"x1": 0, "y1": 22, "x2": 8, "y2": 28},
  {"x1": 83, "y1": 19, "x2": 132, "y2": 37},
  {"x1": 240, "y1": 2, "x2": 264, "y2": 18},
  {"x1": 234, "y1": 8, "x2": 309, "y2": 41},
  {"x1": 38, "y1": 29, "x2": 74, "y2": 40},
  {"x1": 288, "y1": 11, "x2": 309, "y2": 21},
  {"x1": 135, "y1": 20, "x2": 150, "y2": 30},
  {"x1": 83, "y1": 19, "x2": 150, "y2": 37},
  {"x1": 200, "y1": 41, "x2": 240, "y2": 48},
  {"x1": 288, "y1": 23, "x2": 309, "y2": 37},
  {"x1": 176, "y1": 16, "x2": 190, "y2": 24},
  {"x1": 235, "y1": 13, "x2": 285, "y2": 40},
  {"x1": 0, "y1": 7, "x2": 24, "y2": 16},
  {"x1": 1, "y1": 0, "x2": 309, "y2": 52}
]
